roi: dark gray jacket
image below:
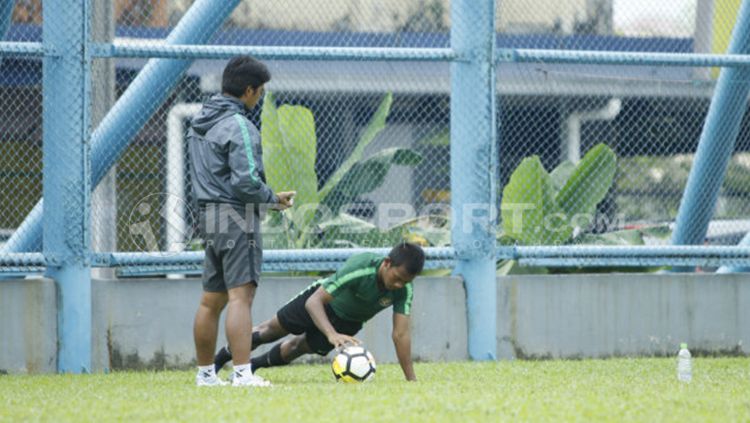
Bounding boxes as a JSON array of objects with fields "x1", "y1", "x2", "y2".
[{"x1": 187, "y1": 94, "x2": 278, "y2": 208}]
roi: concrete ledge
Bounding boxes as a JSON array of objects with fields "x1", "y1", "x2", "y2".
[{"x1": 497, "y1": 273, "x2": 750, "y2": 359}]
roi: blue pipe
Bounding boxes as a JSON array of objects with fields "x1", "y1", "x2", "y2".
[
  {"x1": 1, "y1": 0, "x2": 241, "y2": 253},
  {"x1": 0, "y1": 1, "x2": 12, "y2": 40},
  {"x1": 0, "y1": 41, "x2": 44, "y2": 55},
  {"x1": 10, "y1": 246, "x2": 750, "y2": 273},
  {"x1": 510, "y1": 245, "x2": 750, "y2": 257},
  {"x1": 92, "y1": 43, "x2": 457, "y2": 61},
  {"x1": 95, "y1": 43, "x2": 750, "y2": 67},
  {"x1": 0, "y1": 0, "x2": 15, "y2": 66},
  {"x1": 520, "y1": 257, "x2": 750, "y2": 267},
  {"x1": 450, "y1": 0, "x2": 497, "y2": 361},
  {"x1": 9, "y1": 245, "x2": 750, "y2": 269},
  {"x1": 498, "y1": 48, "x2": 750, "y2": 67},
  {"x1": 101, "y1": 247, "x2": 456, "y2": 266},
  {"x1": 43, "y1": 0, "x2": 92, "y2": 373},
  {"x1": 672, "y1": 0, "x2": 750, "y2": 258},
  {"x1": 716, "y1": 232, "x2": 750, "y2": 273},
  {"x1": 0, "y1": 252, "x2": 45, "y2": 266}
]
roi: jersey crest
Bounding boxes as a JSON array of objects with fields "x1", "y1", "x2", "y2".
[{"x1": 378, "y1": 297, "x2": 393, "y2": 307}]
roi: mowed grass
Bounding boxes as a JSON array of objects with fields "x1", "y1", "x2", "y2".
[{"x1": 1, "y1": 358, "x2": 749, "y2": 422}]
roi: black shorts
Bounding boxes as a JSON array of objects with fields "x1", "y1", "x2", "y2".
[
  {"x1": 276, "y1": 284, "x2": 362, "y2": 355},
  {"x1": 198, "y1": 204, "x2": 262, "y2": 291}
]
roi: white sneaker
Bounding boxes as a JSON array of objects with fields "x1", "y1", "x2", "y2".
[
  {"x1": 231, "y1": 370, "x2": 272, "y2": 387},
  {"x1": 196, "y1": 371, "x2": 228, "y2": 387}
]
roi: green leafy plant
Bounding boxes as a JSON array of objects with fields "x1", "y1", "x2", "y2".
[
  {"x1": 501, "y1": 143, "x2": 617, "y2": 245},
  {"x1": 260, "y1": 92, "x2": 423, "y2": 249},
  {"x1": 498, "y1": 143, "x2": 656, "y2": 274}
]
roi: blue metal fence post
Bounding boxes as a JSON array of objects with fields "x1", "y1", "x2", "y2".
[
  {"x1": 43, "y1": 0, "x2": 92, "y2": 373},
  {"x1": 2, "y1": 0, "x2": 241, "y2": 253},
  {"x1": 0, "y1": 0, "x2": 13, "y2": 67},
  {"x1": 672, "y1": 0, "x2": 750, "y2": 257},
  {"x1": 451, "y1": 0, "x2": 498, "y2": 360},
  {"x1": 0, "y1": 1, "x2": 13, "y2": 39}
]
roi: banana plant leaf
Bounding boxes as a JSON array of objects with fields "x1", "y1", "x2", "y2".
[
  {"x1": 315, "y1": 213, "x2": 405, "y2": 248},
  {"x1": 318, "y1": 93, "x2": 393, "y2": 203},
  {"x1": 556, "y1": 143, "x2": 617, "y2": 221},
  {"x1": 322, "y1": 148, "x2": 422, "y2": 216},
  {"x1": 260, "y1": 93, "x2": 320, "y2": 235},
  {"x1": 550, "y1": 160, "x2": 576, "y2": 191},
  {"x1": 501, "y1": 156, "x2": 571, "y2": 245}
]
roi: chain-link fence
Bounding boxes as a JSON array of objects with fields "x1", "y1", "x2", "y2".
[
  {"x1": 3, "y1": 0, "x2": 750, "y2": 274},
  {"x1": 0, "y1": 0, "x2": 43, "y2": 274}
]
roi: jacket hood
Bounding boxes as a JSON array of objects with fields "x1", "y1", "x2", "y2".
[{"x1": 190, "y1": 94, "x2": 247, "y2": 136}]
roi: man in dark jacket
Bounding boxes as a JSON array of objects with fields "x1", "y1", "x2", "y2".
[{"x1": 189, "y1": 56, "x2": 295, "y2": 387}]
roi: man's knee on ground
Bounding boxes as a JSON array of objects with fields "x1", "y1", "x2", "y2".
[{"x1": 287, "y1": 335, "x2": 312, "y2": 356}]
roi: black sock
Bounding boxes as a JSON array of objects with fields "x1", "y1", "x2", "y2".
[
  {"x1": 251, "y1": 331, "x2": 262, "y2": 351},
  {"x1": 213, "y1": 345, "x2": 232, "y2": 373},
  {"x1": 251, "y1": 343, "x2": 288, "y2": 370}
]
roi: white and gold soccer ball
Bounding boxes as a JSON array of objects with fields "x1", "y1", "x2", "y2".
[{"x1": 331, "y1": 345, "x2": 376, "y2": 383}]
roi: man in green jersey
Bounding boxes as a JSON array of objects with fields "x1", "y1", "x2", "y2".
[{"x1": 213, "y1": 242, "x2": 425, "y2": 381}]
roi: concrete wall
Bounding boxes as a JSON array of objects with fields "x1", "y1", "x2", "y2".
[
  {"x1": 497, "y1": 273, "x2": 750, "y2": 359},
  {"x1": 0, "y1": 278, "x2": 57, "y2": 373},
  {"x1": 3, "y1": 273, "x2": 750, "y2": 374},
  {"x1": 0, "y1": 276, "x2": 466, "y2": 373}
]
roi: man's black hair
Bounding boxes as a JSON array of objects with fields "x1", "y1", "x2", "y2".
[
  {"x1": 388, "y1": 242, "x2": 425, "y2": 276},
  {"x1": 222, "y1": 55, "x2": 271, "y2": 98}
]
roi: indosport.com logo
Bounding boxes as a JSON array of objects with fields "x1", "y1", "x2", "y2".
[{"x1": 126, "y1": 197, "x2": 627, "y2": 252}]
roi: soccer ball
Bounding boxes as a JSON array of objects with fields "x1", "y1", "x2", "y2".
[{"x1": 331, "y1": 346, "x2": 376, "y2": 383}]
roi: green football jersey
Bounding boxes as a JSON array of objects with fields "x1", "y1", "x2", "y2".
[{"x1": 318, "y1": 252, "x2": 413, "y2": 323}]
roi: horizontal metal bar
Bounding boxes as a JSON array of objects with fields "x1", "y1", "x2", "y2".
[
  {"x1": 498, "y1": 48, "x2": 750, "y2": 67},
  {"x1": 0, "y1": 253, "x2": 46, "y2": 266},
  {"x1": 0, "y1": 41, "x2": 44, "y2": 56},
  {"x1": 91, "y1": 42, "x2": 458, "y2": 61},
  {"x1": 101, "y1": 247, "x2": 456, "y2": 267},
  {"x1": 508, "y1": 245, "x2": 750, "y2": 258},
  {"x1": 0, "y1": 268, "x2": 45, "y2": 276},
  {"x1": 115, "y1": 258, "x2": 458, "y2": 277},
  {"x1": 518, "y1": 258, "x2": 750, "y2": 267},
  {"x1": 8, "y1": 246, "x2": 750, "y2": 275}
]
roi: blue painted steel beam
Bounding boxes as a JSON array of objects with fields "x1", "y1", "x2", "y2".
[
  {"x1": 0, "y1": 252, "x2": 45, "y2": 266},
  {"x1": 672, "y1": 0, "x2": 750, "y2": 263},
  {"x1": 10, "y1": 246, "x2": 750, "y2": 273},
  {"x1": 498, "y1": 48, "x2": 750, "y2": 67},
  {"x1": 43, "y1": 0, "x2": 92, "y2": 373},
  {"x1": 0, "y1": 0, "x2": 13, "y2": 40},
  {"x1": 100, "y1": 247, "x2": 456, "y2": 266},
  {"x1": 450, "y1": 0, "x2": 498, "y2": 361},
  {"x1": 91, "y1": 43, "x2": 457, "y2": 61},
  {"x1": 0, "y1": 0, "x2": 15, "y2": 67},
  {"x1": 520, "y1": 257, "x2": 750, "y2": 267},
  {"x1": 0, "y1": 41, "x2": 44, "y2": 56},
  {"x1": 507, "y1": 245, "x2": 750, "y2": 258},
  {"x1": 1, "y1": 0, "x2": 241, "y2": 254}
]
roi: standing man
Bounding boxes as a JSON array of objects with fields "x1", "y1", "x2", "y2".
[{"x1": 188, "y1": 56, "x2": 295, "y2": 387}]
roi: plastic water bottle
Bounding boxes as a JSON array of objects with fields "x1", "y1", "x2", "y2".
[{"x1": 677, "y1": 343, "x2": 692, "y2": 383}]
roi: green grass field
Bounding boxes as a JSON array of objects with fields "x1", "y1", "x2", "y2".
[{"x1": 2, "y1": 358, "x2": 749, "y2": 422}]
